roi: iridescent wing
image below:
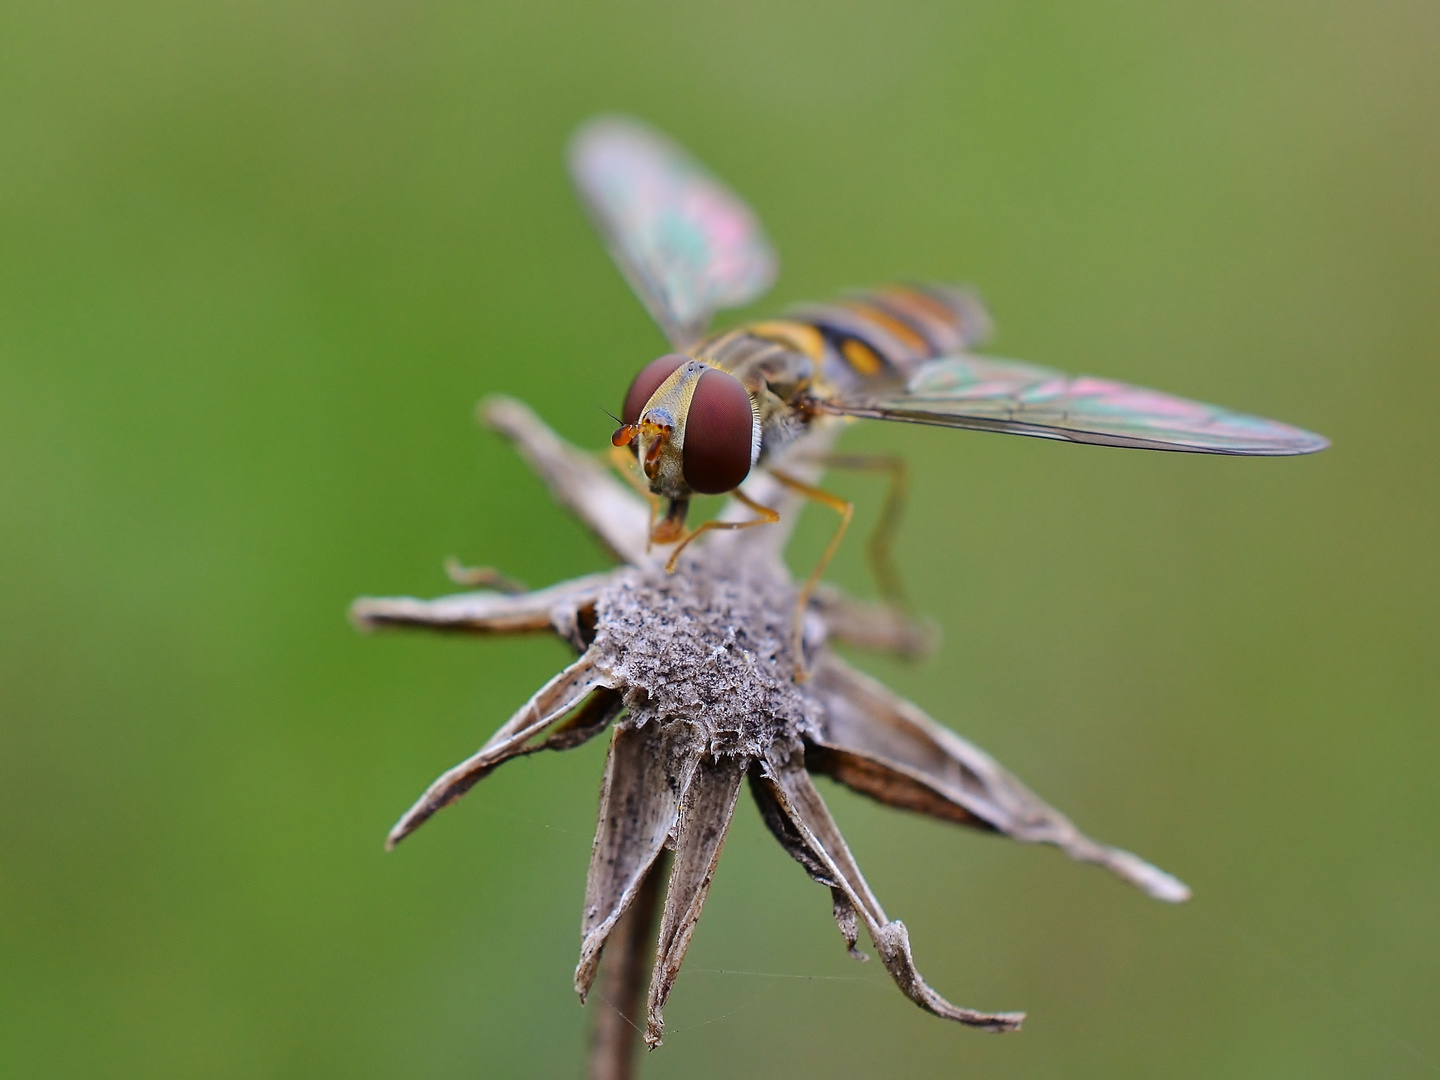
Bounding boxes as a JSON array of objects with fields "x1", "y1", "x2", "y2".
[
  {"x1": 823, "y1": 354, "x2": 1328, "y2": 455},
  {"x1": 569, "y1": 116, "x2": 778, "y2": 351}
]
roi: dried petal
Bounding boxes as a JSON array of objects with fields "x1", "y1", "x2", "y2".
[
  {"x1": 537, "y1": 688, "x2": 624, "y2": 752},
  {"x1": 830, "y1": 890, "x2": 867, "y2": 961},
  {"x1": 644, "y1": 755, "x2": 747, "y2": 1048},
  {"x1": 809, "y1": 584, "x2": 939, "y2": 659},
  {"x1": 588, "y1": 852, "x2": 667, "y2": 1080},
  {"x1": 350, "y1": 573, "x2": 609, "y2": 645},
  {"x1": 807, "y1": 655, "x2": 1191, "y2": 903},
  {"x1": 387, "y1": 652, "x2": 615, "y2": 848},
  {"x1": 576, "y1": 721, "x2": 703, "y2": 1001},
  {"x1": 754, "y1": 750, "x2": 1025, "y2": 1032},
  {"x1": 482, "y1": 396, "x2": 653, "y2": 565}
]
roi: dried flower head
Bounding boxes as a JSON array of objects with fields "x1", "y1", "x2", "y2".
[{"x1": 352, "y1": 397, "x2": 1189, "y2": 1075}]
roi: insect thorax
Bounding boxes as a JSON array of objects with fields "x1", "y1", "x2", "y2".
[{"x1": 692, "y1": 329, "x2": 813, "y2": 467}]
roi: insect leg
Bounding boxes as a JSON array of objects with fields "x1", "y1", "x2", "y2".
[
  {"x1": 662, "y1": 489, "x2": 781, "y2": 572},
  {"x1": 791, "y1": 452, "x2": 910, "y2": 607},
  {"x1": 768, "y1": 470, "x2": 855, "y2": 682}
]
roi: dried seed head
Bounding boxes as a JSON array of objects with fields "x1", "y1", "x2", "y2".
[
  {"x1": 353, "y1": 397, "x2": 1191, "y2": 1077},
  {"x1": 589, "y1": 556, "x2": 821, "y2": 759}
]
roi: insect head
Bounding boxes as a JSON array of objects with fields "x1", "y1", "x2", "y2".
[{"x1": 611, "y1": 355, "x2": 761, "y2": 539}]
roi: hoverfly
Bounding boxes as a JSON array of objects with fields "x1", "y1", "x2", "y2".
[{"x1": 571, "y1": 117, "x2": 1326, "y2": 634}]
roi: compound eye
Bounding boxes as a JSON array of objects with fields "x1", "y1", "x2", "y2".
[
  {"x1": 622, "y1": 354, "x2": 688, "y2": 425},
  {"x1": 682, "y1": 368, "x2": 755, "y2": 495}
]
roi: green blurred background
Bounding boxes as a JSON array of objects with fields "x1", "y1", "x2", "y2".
[{"x1": 2, "y1": 1, "x2": 1436, "y2": 1076}]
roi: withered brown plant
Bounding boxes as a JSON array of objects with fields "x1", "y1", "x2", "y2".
[{"x1": 352, "y1": 397, "x2": 1190, "y2": 1078}]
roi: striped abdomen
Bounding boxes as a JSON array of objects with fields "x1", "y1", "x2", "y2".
[
  {"x1": 702, "y1": 283, "x2": 992, "y2": 395},
  {"x1": 695, "y1": 283, "x2": 993, "y2": 462},
  {"x1": 785, "y1": 283, "x2": 992, "y2": 389}
]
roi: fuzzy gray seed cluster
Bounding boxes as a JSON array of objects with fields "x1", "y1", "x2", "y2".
[{"x1": 591, "y1": 556, "x2": 820, "y2": 759}]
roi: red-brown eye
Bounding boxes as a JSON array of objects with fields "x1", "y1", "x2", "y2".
[
  {"x1": 622, "y1": 354, "x2": 687, "y2": 425},
  {"x1": 682, "y1": 368, "x2": 755, "y2": 494}
]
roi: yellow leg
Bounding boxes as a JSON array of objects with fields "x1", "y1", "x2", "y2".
[
  {"x1": 788, "y1": 452, "x2": 910, "y2": 607},
  {"x1": 769, "y1": 470, "x2": 854, "y2": 682},
  {"x1": 663, "y1": 489, "x2": 781, "y2": 573}
]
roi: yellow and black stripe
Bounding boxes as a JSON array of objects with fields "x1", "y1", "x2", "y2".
[
  {"x1": 786, "y1": 283, "x2": 992, "y2": 387},
  {"x1": 695, "y1": 282, "x2": 991, "y2": 401},
  {"x1": 690, "y1": 283, "x2": 993, "y2": 467}
]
